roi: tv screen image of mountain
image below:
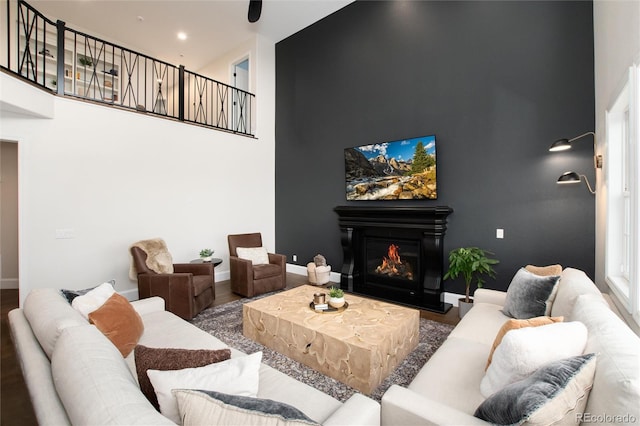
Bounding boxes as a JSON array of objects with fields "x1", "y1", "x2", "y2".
[{"x1": 344, "y1": 134, "x2": 437, "y2": 201}]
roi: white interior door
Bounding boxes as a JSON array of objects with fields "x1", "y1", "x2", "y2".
[{"x1": 232, "y1": 58, "x2": 249, "y2": 132}]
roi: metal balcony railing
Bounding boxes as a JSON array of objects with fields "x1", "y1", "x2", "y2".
[{"x1": 1, "y1": 0, "x2": 255, "y2": 137}]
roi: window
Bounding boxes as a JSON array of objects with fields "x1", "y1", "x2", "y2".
[{"x1": 606, "y1": 61, "x2": 639, "y2": 326}]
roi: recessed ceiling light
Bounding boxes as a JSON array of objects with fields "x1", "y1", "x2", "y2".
[
  {"x1": 137, "y1": 16, "x2": 144, "y2": 22},
  {"x1": 177, "y1": 32, "x2": 187, "y2": 41}
]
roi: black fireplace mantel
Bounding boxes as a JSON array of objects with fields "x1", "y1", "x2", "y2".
[
  {"x1": 334, "y1": 205, "x2": 454, "y2": 313},
  {"x1": 334, "y1": 206, "x2": 453, "y2": 230}
]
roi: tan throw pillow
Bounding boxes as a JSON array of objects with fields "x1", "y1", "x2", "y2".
[
  {"x1": 525, "y1": 264, "x2": 563, "y2": 276},
  {"x1": 134, "y1": 345, "x2": 232, "y2": 410},
  {"x1": 486, "y1": 316, "x2": 564, "y2": 370},
  {"x1": 88, "y1": 293, "x2": 144, "y2": 357}
]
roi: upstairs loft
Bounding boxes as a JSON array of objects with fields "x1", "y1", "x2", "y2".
[{"x1": 0, "y1": 0, "x2": 255, "y2": 137}]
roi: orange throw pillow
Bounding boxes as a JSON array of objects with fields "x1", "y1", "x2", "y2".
[
  {"x1": 88, "y1": 293, "x2": 144, "y2": 357},
  {"x1": 525, "y1": 264, "x2": 562, "y2": 276},
  {"x1": 485, "y1": 316, "x2": 564, "y2": 370}
]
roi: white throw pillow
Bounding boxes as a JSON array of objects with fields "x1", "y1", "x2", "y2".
[
  {"x1": 480, "y1": 321, "x2": 588, "y2": 397},
  {"x1": 236, "y1": 247, "x2": 269, "y2": 265},
  {"x1": 147, "y1": 351, "x2": 262, "y2": 424},
  {"x1": 71, "y1": 282, "x2": 116, "y2": 320},
  {"x1": 23, "y1": 288, "x2": 87, "y2": 359}
]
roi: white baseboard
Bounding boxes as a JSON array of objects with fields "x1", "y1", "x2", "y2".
[
  {"x1": 1, "y1": 278, "x2": 19, "y2": 289},
  {"x1": 215, "y1": 270, "x2": 230, "y2": 282},
  {"x1": 286, "y1": 263, "x2": 341, "y2": 283},
  {"x1": 444, "y1": 292, "x2": 465, "y2": 307}
]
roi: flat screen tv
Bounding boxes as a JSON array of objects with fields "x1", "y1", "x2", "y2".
[{"x1": 345, "y1": 134, "x2": 437, "y2": 200}]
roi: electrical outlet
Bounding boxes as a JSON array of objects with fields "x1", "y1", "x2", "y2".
[
  {"x1": 292, "y1": 254, "x2": 297, "y2": 262},
  {"x1": 496, "y1": 228, "x2": 504, "y2": 239},
  {"x1": 55, "y1": 228, "x2": 75, "y2": 239}
]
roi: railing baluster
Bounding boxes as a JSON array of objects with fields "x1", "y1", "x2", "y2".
[
  {"x1": 56, "y1": 20, "x2": 64, "y2": 95},
  {"x1": 6, "y1": 0, "x2": 10, "y2": 69}
]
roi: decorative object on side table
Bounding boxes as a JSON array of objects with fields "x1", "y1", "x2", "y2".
[
  {"x1": 328, "y1": 286, "x2": 345, "y2": 308},
  {"x1": 307, "y1": 254, "x2": 331, "y2": 285},
  {"x1": 444, "y1": 247, "x2": 499, "y2": 318},
  {"x1": 199, "y1": 248, "x2": 214, "y2": 262}
]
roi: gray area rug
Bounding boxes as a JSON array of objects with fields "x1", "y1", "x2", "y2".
[{"x1": 190, "y1": 292, "x2": 454, "y2": 402}]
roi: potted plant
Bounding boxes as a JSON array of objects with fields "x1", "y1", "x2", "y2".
[
  {"x1": 443, "y1": 247, "x2": 498, "y2": 318},
  {"x1": 328, "y1": 286, "x2": 345, "y2": 308},
  {"x1": 78, "y1": 55, "x2": 93, "y2": 67},
  {"x1": 199, "y1": 248, "x2": 214, "y2": 262}
]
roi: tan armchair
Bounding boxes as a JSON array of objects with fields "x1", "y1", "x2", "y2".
[
  {"x1": 227, "y1": 233, "x2": 286, "y2": 297},
  {"x1": 130, "y1": 245, "x2": 215, "y2": 320}
]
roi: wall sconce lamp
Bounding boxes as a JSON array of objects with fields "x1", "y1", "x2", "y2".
[
  {"x1": 548, "y1": 131, "x2": 603, "y2": 168},
  {"x1": 556, "y1": 171, "x2": 595, "y2": 195},
  {"x1": 549, "y1": 131, "x2": 600, "y2": 195}
]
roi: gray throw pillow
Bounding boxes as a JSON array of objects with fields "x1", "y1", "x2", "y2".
[
  {"x1": 173, "y1": 389, "x2": 320, "y2": 426},
  {"x1": 474, "y1": 353, "x2": 597, "y2": 425},
  {"x1": 60, "y1": 280, "x2": 115, "y2": 303},
  {"x1": 502, "y1": 268, "x2": 560, "y2": 319}
]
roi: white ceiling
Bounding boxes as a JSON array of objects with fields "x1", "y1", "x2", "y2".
[{"x1": 30, "y1": 0, "x2": 353, "y2": 71}]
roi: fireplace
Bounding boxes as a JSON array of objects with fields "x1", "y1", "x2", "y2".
[{"x1": 334, "y1": 206, "x2": 453, "y2": 313}]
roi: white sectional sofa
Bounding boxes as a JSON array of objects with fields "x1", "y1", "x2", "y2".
[
  {"x1": 9, "y1": 288, "x2": 380, "y2": 425},
  {"x1": 381, "y1": 267, "x2": 640, "y2": 425}
]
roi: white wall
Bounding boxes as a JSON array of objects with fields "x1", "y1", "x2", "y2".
[
  {"x1": 594, "y1": 0, "x2": 640, "y2": 287},
  {"x1": 198, "y1": 37, "x2": 257, "y2": 91},
  {"x1": 0, "y1": 35, "x2": 276, "y2": 305}
]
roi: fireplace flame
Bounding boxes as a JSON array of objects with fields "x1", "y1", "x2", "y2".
[
  {"x1": 388, "y1": 244, "x2": 401, "y2": 264},
  {"x1": 375, "y1": 244, "x2": 413, "y2": 280}
]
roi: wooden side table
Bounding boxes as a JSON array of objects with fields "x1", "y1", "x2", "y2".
[{"x1": 191, "y1": 258, "x2": 223, "y2": 267}]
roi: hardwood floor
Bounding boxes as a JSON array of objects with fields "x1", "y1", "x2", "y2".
[
  {"x1": 1, "y1": 290, "x2": 37, "y2": 425},
  {"x1": 0, "y1": 273, "x2": 459, "y2": 425}
]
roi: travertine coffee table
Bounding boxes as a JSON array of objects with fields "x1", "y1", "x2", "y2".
[{"x1": 243, "y1": 285, "x2": 420, "y2": 394}]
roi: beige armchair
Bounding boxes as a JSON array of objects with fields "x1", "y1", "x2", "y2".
[{"x1": 227, "y1": 233, "x2": 286, "y2": 297}]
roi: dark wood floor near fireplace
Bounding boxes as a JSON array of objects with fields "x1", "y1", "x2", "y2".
[{"x1": 0, "y1": 273, "x2": 459, "y2": 426}]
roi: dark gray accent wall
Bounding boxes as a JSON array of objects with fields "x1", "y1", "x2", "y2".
[{"x1": 275, "y1": 0, "x2": 595, "y2": 294}]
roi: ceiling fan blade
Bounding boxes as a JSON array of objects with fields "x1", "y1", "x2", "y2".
[{"x1": 248, "y1": 0, "x2": 262, "y2": 23}]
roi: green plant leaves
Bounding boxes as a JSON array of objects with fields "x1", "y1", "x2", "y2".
[{"x1": 443, "y1": 247, "x2": 499, "y2": 301}]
